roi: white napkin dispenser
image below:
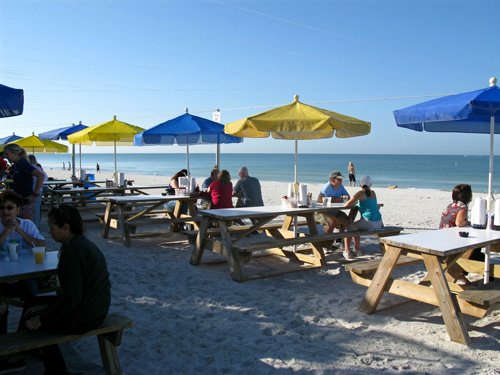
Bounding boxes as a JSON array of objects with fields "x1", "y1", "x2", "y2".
[{"x1": 471, "y1": 197, "x2": 487, "y2": 229}]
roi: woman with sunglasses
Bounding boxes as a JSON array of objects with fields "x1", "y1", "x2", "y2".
[
  {"x1": 0, "y1": 191, "x2": 45, "y2": 367},
  {"x1": 3, "y1": 144, "x2": 45, "y2": 221}
]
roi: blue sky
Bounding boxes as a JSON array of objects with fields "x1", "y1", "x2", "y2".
[{"x1": 1, "y1": 0, "x2": 498, "y2": 154}]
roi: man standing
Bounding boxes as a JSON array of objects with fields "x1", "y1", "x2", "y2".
[{"x1": 233, "y1": 166, "x2": 263, "y2": 207}]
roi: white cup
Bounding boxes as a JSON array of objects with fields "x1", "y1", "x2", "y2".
[
  {"x1": 8, "y1": 243, "x2": 18, "y2": 260},
  {"x1": 323, "y1": 197, "x2": 331, "y2": 206}
]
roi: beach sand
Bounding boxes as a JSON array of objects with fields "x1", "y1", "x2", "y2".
[{"x1": 14, "y1": 170, "x2": 500, "y2": 374}]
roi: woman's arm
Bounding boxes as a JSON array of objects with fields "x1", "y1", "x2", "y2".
[
  {"x1": 170, "y1": 177, "x2": 179, "y2": 189},
  {"x1": 31, "y1": 168, "x2": 45, "y2": 200},
  {"x1": 455, "y1": 208, "x2": 469, "y2": 227}
]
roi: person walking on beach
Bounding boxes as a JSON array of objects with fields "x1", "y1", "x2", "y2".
[
  {"x1": 233, "y1": 166, "x2": 263, "y2": 208},
  {"x1": 96, "y1": 163, "x2": 100, "y2": 173},
  {"x1": 67, "y1": 161, "x2": 71, "y2": 171},
  {"x1": 347, "y1": 161, "x2": 356, "y2": 187},
  {"x1": 343, "y1": 176, "x2": 383, "y2": 260},
  {"x1": 62, "y1": 161, "x2": 65, "y2": 170}
]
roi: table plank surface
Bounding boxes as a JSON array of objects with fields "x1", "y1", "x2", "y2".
[
  {"x1": 199, "y1": 203, "x2": 349, "y2": 220},
  {"x1": 0, "y1": 251, "x2": 59, "y2": 283},
  {"x1": 380, "y1": 227, "x2": 500, "y2": 256}
]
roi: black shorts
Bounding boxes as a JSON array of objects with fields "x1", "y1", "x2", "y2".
[{"x1": 349, "y1": 173, "x2": 356, "y2": 182}]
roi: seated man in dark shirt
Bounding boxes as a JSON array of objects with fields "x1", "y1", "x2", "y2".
[
  {"x1": 16, "y1": 205, "x2": 111, "y2": 374},
  {"x1": 233, "y1": 166, "x2": 264, "y2": 208}
]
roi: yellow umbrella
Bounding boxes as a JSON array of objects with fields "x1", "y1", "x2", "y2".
[
  {"x1": 0, "y1": 133, "x2": 68, "y2": 154},
  {"x1": 67, "y1": 115, "x2": 144, "y2": 180},
  {"x1": 225, "y1": 95, "x2": 371, "y2": 184}
]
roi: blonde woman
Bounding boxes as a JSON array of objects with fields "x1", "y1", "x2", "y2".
[{"x1": 3, "y1": 144, "x2": 45, "y2": 220}]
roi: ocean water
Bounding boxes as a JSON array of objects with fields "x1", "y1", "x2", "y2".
[{"x1": 34, "y1": 153, "x2": 500, "y2": 193}]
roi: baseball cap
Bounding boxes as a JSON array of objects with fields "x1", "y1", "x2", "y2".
[
  {"x1": 329, "y1": 171, "x2": 343, "y2": 179},
  {"x1": 360, "y1": 175, "x2": 372, "y2": 187}
]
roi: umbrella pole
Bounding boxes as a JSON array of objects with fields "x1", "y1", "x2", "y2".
[
  {"x1": 293, "y1": 139, "x2": 299, "y2": 252},
  {"x1": 216, "y1": 142, "x2": 220, "y2": 169},
  {"x1": 484, "y1": 114, "x2": 495, "y2": 284},
  {"x1": 79, "y1": 143, "x2": 82, "y2": 173},
  {"x1": 114, "y1": 140, "x2": 118, "y2": 184},
  {"x1": 71, "y1": 144, "x2": 76, "y2": 178}
]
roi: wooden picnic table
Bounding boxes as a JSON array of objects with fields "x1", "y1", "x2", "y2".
[
  {"x1": 43, "y1": 179, "x2": 107, "y2": 189},
  {"x1": 0, "y1": 251, "x2": 59, "y2": 283},
  {"x1": 98, "y1": 194, "x2": 199, "y2": 247},
  {"x1": 47, "y1": 184, "x2": 170, "y2": 209},
  {"x1": 356, "y1": 227, "x2": 500, "y2": 345},
  {"x1": 190, "y1": 203, "x2": 353, "y2": 281}
]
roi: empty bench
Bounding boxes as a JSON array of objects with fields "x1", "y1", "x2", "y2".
[
  {"x1": 232, "y1": 226, "x2": 404, "y2": 254},
  {"x1": 184, "y1": 220, "x2": 309, "y2": 244},
  {"x1": 0, "y1": 313, "x2": 133, "y2": 375}
]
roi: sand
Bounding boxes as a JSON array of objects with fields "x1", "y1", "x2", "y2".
[{"x1": 14, "y1": 170, "x2": 500, "y2": 374}]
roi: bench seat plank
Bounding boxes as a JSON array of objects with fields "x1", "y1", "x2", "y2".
[
  {"x1": 345, "y1": 255, "x2": 421, "y2": 275},
  {"x1": 0, "y1": 313, "x2": 132, "y2": 375},
  {"x1": 458, "y1": 279, "x2": 500, "y2": 307},
  {"x1": 233, "y1": 226, "x2": 403, "y2": 253}
]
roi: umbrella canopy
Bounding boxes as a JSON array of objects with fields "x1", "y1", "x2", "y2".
[
  {"x1": 225, "y1": 95, "x2": 371, "y2": 183},
  {"x1": 394, "y1": 77, "x2": 500, "y2": 204},
  {"x1": 1, "y1": 133, "x2": 68, "y2": 154},
  {"x1": 68, "y1": 116, "x2": 144, "y2": 179},
  {"x1": 0, "y1": 84, "x2": 24, "y2": 118},
  {"x1": 0, "y1": 133, "x2": 22, "y2": 145},
  {"x1": 394, "y1": 77, "x2": 500, "y2": 285},
  {"x1": 39, "y1": 122, "x2": 88, "y2": 177},
  {"x1": 134, "y1": 110, "x2": 243, "y2": 173}
]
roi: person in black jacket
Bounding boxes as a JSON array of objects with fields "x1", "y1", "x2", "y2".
[{"x1": 21, "y1": 204, "x2": 111, "y2": 373}]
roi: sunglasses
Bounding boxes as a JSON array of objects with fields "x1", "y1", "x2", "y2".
[{"x1": 0, "y1": 205, "x2": 16, "y2": 211}]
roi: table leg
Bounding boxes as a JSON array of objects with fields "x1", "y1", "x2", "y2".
[
  {"x1": 218, "y1": 220, "x2": 243, "y2": 281},
  {"x1": 359, "y1": 244, "x2": 402, "y2": 314},
  {"x1": 102, "y1": 202, "x2": 113, "y2": 239},
  {"x1": 305, "y1": 213, "x2": 326, "y2": 266},
  {"x1": 116, "y1": 204, "x2": 131, "y2": 247},
  {"x1": 421, "y1": 253, "x2": 470, "y2": 345},
  {"x1": 190, "y1": 217, "x2": 209, "y2": 265}
]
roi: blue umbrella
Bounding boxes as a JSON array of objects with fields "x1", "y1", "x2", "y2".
[
  {"x1": 0, "y1": 133, "x2": 22, "y2": 145},
  {"x1": 39, "y1": 122, "x2": 88, "y2": 177},
  {"x1": 394, "y1": 77, "x2": 500, "y2": 203},
  {"x1": 394, "y1": 77, "x2": 500, "y2": 284},
  {"x1": 134, "y1": 109, "x2": 243, "y2": 173},
  {"x1": 0, "y1": 84, "x2": 24, "y2": 118}
]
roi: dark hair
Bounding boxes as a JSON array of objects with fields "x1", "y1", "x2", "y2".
[
  {"x1": 452, "y1": 184, "x2": 472, "y2": 205},
  {"x1": 363, "y1": 185, "x2": 372, "y2": 198},
  {"x1": 217, "y1": 170, "x2": 231, "y2": 184},
  {"x1": 48, "y1": 204, "x2": 84, "y2": 235},
  {"x1": 0, "y1": 190, "x2": 23, "y2": 207}
]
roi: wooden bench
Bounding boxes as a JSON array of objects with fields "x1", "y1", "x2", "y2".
[
  {"x1": 184, "y1": 220, "x2": 309, "y2": 244},
  {"x1": 345, "y1": 255, "x2": 422, "y2": 275},
  {"x1": 0, "y1": 313, "x2": 132, "y2": 375},
  {"x1": 458, "y1": 279, "x2": 500, "y2": 309},
  {"x1": 96, "y1": 209, "x2": 173, "y2": 231},
  {"x1": 232, "y1": 226, "x2": 403, "y2": 254}
]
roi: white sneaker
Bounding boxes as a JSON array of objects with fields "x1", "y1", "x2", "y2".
[{"x1": 343, "y1": 250, "x2": 354, "y2": 260}]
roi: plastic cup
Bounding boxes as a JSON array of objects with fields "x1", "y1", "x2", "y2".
[
  {"x1": 33, "y1": 247, "x2": 46, "y2": 264},
  {"x1": 8, "y1": 243, "x2": 18, "y2": 260},
  {"x1": 323, "y1": 197, "x2": 331, "y2": 206}
]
